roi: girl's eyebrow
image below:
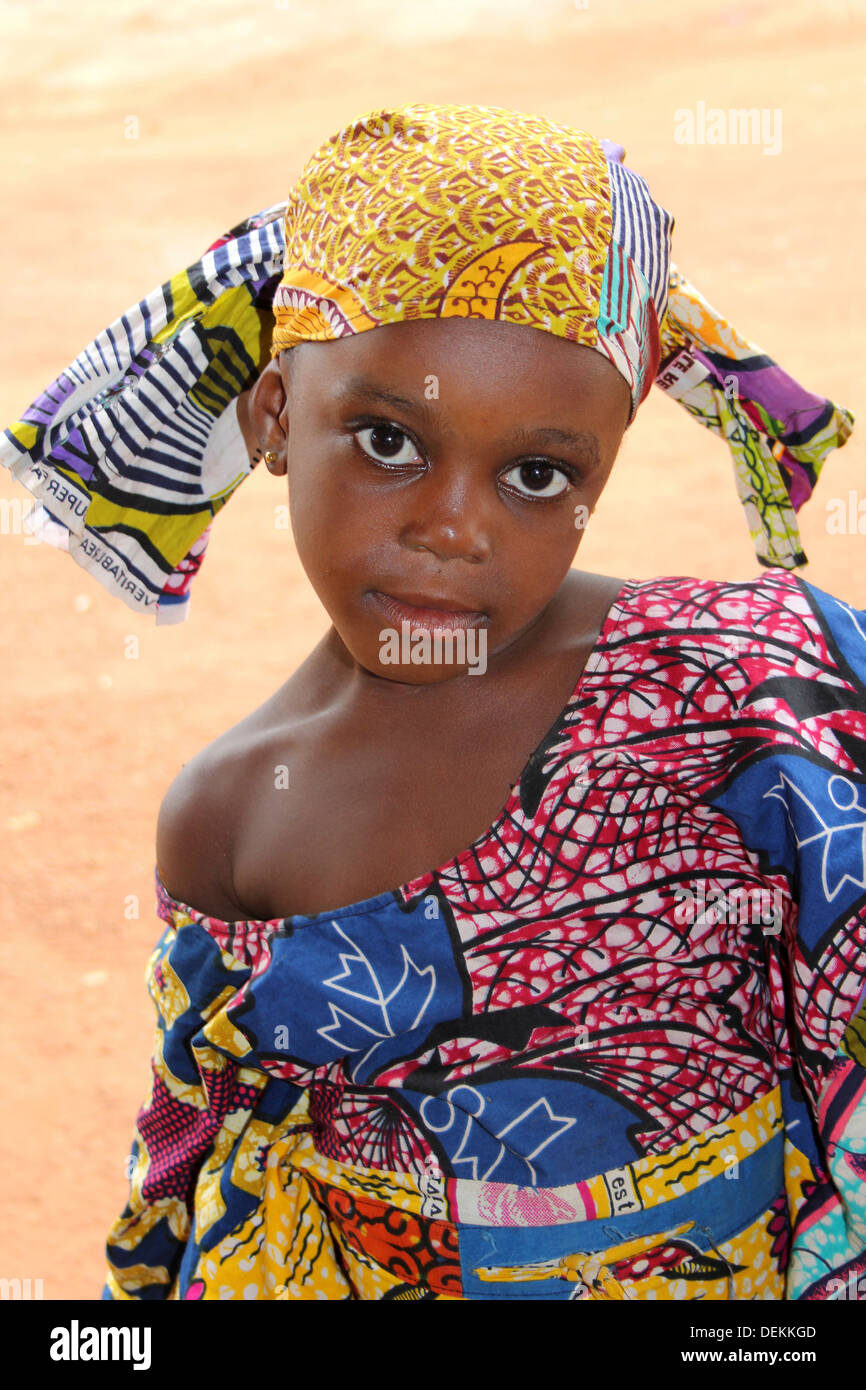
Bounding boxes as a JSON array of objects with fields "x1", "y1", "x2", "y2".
[
  {"x1": 332, "y1": 375, "x2": 600, "y2": 465},
  {"x1": 332, "y1": 377, "x2": 432, "y2": 421},
  {"x1": 508, "y1": 426, "x2": 601, "y2": 468}
]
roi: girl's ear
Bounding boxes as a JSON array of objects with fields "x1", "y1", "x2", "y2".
[{"x1": 242, "y1": 356, "x2": 289, "y2": 475}]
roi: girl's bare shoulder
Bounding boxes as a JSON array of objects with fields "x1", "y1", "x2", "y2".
[{"x1": 155, "y1": 664, "x2": 323, "y2": 920}]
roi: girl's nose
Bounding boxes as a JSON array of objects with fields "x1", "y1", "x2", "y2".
[{"x1": 398, "y1": 466, "x2": 493, "y2": 564}]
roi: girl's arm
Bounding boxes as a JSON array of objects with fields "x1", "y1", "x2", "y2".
[{"x1": 104, "y1": 762, "x2": 249, "y2": 1299}]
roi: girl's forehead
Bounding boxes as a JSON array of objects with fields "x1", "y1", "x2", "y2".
[
  {"x1": 286, "y1": 321, "x2": 631, "y2": 435},
  {"x1": 292, "y1": 317, "x2": 629, "y2": 389}
]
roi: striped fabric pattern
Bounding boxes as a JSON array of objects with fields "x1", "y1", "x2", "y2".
[
  {"x1": 606, "y1": 153, "x2": 674, "y2": 329},
  {"x1": 0, "y1": 203, "x2": 287, "y2": 623},
  {"x1": 596, "y1": 236, "x2": 658, "y2": 411}
]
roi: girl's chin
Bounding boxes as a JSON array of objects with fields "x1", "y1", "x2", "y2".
[
  {"x1": 352, "y1": 653, "x2": 482, "y2": 685},
  {"x1": 320, "y1": 606, "x2": 489, "y2": 680}
]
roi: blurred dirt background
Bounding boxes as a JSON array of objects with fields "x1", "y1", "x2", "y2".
[{"x1": 0, "y1": 0, "x2": 864, "y2": 1299}]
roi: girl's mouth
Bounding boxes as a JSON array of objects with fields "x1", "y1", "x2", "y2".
[{"x1": 371, "y1": 589, "x2": 488, "y2": 632}]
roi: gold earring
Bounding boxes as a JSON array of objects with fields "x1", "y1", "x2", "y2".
[{"x1": 264, "y1": 450, "x2": 277, "y2": 468}]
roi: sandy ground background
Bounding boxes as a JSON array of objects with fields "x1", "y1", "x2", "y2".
[{"x1": 0, "y1": 0, "x2": 864, "y2": 1300}]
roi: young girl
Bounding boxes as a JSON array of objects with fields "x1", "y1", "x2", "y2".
[{"x1": 4, "y1": 102, "x2": 865, "y2": 1302}]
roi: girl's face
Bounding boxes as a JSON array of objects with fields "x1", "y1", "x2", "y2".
[{"x1": 274, "y1": 316, "x2": 631, "y2": 683}]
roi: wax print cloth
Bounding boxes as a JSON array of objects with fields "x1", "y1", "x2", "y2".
[{"x1": 103, "y1": 570, "x2": 866, "y2": 1300}]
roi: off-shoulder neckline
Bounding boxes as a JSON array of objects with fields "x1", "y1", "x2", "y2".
[{"x1": 155, "y1": 577, "x2": 636, "y2": 930}]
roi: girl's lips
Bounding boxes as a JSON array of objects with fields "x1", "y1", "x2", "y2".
[{"x1": 372, "y1": 590, "x2": 488, "y2": 631}]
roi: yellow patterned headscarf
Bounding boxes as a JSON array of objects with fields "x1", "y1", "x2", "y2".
[
  {"x1": 271, "y1": 104, "x2": 663, "y2": 423},
  {"x1": 271, "y1": 102, "x2": 854, "y2": 570}
]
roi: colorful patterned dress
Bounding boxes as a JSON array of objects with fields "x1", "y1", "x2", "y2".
[{"x1": 103, "y1": 569, "x2": 866, "y2": 1301}]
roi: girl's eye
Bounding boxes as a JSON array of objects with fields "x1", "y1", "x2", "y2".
[
  {"x1": 501, "y1": 460, "x2": 572, "y2": 499},
  {"x1": 354, "y1": 423, "x2": 421, "y2": 467}
]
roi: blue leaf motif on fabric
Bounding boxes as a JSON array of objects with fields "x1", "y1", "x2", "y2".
[
  {"x1": 231, "y1": 893, "x2": 466, "y2": 1083},
  {"x1": 317, "y1": 925, "x2": 438, "y2": 1052},
  {"x1": 762, "y1": 771, "x2": 866, "y2": 904},
  {"x1": 711, "y1": 755, "x2": 866, "y2": 948}
]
